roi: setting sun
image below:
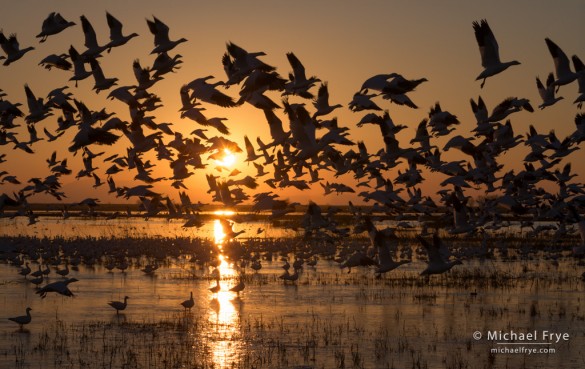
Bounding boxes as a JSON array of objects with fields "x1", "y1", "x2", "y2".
[{"x1": 215, "y1": 149, "x2": 237, "y2": 168}]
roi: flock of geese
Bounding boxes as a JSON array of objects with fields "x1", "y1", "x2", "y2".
[{"x1": 2, "y1": 13, "x2": 585, "y2": 328}]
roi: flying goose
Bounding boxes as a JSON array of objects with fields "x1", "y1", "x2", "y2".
[
  {"x1": 473, "y1": 19, "x2": 520, "y2": 88},
  {"x1": 416, "y1": 233, "x2": 462, "y2": 275},
  {"x1": 0, "y1": 31, "x2": 34, "y2": 65},
  {"x1": 105, "y1": 12, "x2": 138, "y2": 52},
  {"x1": 36, "y1": 12, "x2": 75, "y2": 43},
  {"x1": 536, "y1": 72, "x2": 564, "y2": 109},
  {"x1": 545, "y1": 38, "x2": 578, "y2": 90},
  {"x1": 146, "y1": 16, "x2": 187, "y2": 54}
]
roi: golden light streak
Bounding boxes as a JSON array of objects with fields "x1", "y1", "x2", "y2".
[{"x1": 213, "y1": 219, "x2": 225, "y2": 246}]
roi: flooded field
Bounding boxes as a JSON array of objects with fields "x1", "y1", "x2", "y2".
[{"x1": 1, "y1": 217, "x2": 585, "y2": 369}]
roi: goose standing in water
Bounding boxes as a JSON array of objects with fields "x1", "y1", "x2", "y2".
[
  {"x1": 29, "y1": 274, "x2": 44, "y2": 288},
  {"x1": 472, "y1": 19, "x2": 520, "y2": 88},
  {"x1": 18, "y1": 263, "x2": 31, "y2": 278},
  {"x1": 279, "y1": 269, "x2": 299, "y2": 284},
  {"x1": 8, "y1": 307, "x2": 32, "y2": 330},
  {"x1": 181, "y1": 291, "x2": 194, "y2": 312},
  {"x1": 229, "y1": 278, "x2": 245, "y2": 297},
  {"x1": 209, "y1": 279, "x2": 221, "y2": 296},
  {"x1": 108, "y1": 296, "x2": 129, "y2": 315}
]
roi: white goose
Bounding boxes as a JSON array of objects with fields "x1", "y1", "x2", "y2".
[
  {"x1": 89, "y1": 59, "x2": 118, "y2": 93},
  {"x1": 152, "y1": 52, "x2": 183, "y2": 78},
  {"x1": 185, "y1": 76, "x2": 237, "y2": 107},
  {"x1": 80, "y1": 15, "x2": 107, "y2": 58},
  {"x1": 572, "y1": 55, "x2": 585, "y2": 108},
  {"x1": 105, "y1": 12, "x2": 138, "y2": 52},
  {"x1": 473, "y1": 19, "x2": 520, "y2": 88},
  {"x1": 18, "y1": 263, "x2": 31, "y2": 277},
  {"x1": 108, "y1": 296, "x2": 129, "y2": 315},
  {"x1": 36, "y1": 12, "x2": 76, "y2": 43},
  {"x1": 229, "y1": 278, "x2": 245, "y2": 296},
  {"x1": 312, "y1": 82, "x2": 342, "y2": 118},
  {"x1": 363, "y1": 217, "x2": 411, "y2": 276},
  {"x1": 0, "y1": 31, "x2": 34, "y2": 66},
  {"x1": 537, "y1": 73, "x2": 564, "y2": 109},
  {"x1": 545, "y1": 38, "x2": 578, "y2": 90},
  {"x1": 146, "y1": 16, "x2": 187, "y2": 54},
  {"x1": 24, "y1": 84, "x2": 52, "y2": 124},
  {"x1": 284, "y1": 52, "x2": 320, "y2": 98},
  {"x1": 36, "y1": 277, "x2": 78, "y2": 298},
  {"x1": 416, "y1": 233, "x2": 462, "y2": 276},
  {"x1": 39, "y1": 53, "x2": 72, "y2": 71},
  {"x1": 68, "y1": 45, "x2": 92, "y2": 86}
]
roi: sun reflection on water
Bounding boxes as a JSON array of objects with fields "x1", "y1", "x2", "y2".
[{"x1": 209, "y1": 218, "x2": 243, "y2": 367}]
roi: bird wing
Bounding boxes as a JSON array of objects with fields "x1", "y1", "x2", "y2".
[
  {"x1": 150, "y1": 17, "x2": 170, "y2": 46},
  {"x1": 545, "y1": 38, "x2": 571, "y2": 78},
  {"x1": 106, "y1": 12, "x2": 123, "y2": 40},
  {"x1": 80, "y1": 15, "x2": 99, "y2": 49},
  {"x1": 286, "y1": 52, "x2": 307, "y2": 80},
  {"x1": 473, "y1": 19, "x2": 501, "y2": 68},
  {"x1": 417, "y1": 234, "x2": 443, "y2": 264},
  {"x1": 536, "y1": 77, "x2": 547, "y2": 100}
]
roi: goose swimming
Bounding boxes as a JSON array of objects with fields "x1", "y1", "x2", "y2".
[{"x1": 229, "y1": 278, "x2": 245, "y2": 296}]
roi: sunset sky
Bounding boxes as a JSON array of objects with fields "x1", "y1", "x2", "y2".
[{"x1": 0, "y1": 0, "x2": 584, "y2": 206}]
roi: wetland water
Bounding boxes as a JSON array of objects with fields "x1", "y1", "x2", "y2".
[{"x1": 1, "y1": 216, "x2": 584, "y2": 368}]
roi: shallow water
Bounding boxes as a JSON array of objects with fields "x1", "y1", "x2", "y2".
[
  {"x1": 1, "y1": 217, "x2": 585, "y2": 368},
  {"x1": 0, "y1": 215, "x2": 297, "y2": 240},
  {"x1": 2, "y1": 255, "x2": 585, "y2": 368}
]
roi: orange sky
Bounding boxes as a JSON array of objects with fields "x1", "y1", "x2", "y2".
[{"x1": 0, "y1": 0, "x2": 584, "y2": 206}]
